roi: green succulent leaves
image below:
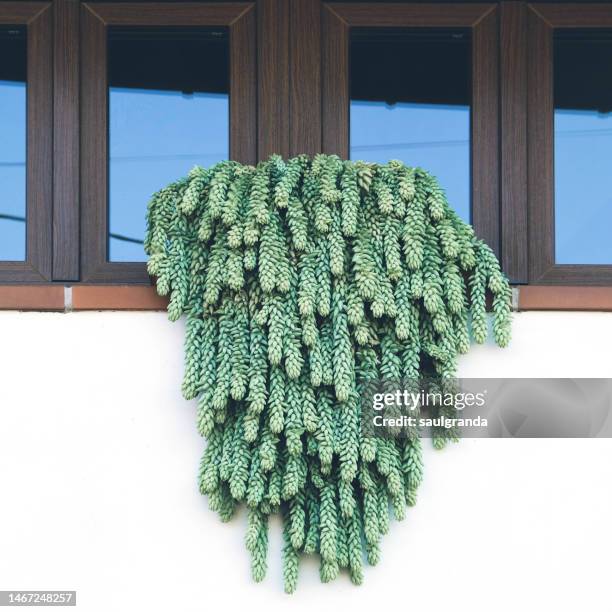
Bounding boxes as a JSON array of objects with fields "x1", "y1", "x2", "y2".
[{"x1": 145, "y1": 155, "x2": 511, "y2": 592}]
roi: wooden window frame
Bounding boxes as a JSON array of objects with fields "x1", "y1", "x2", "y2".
[
  {"x1": 527, "y1": 2, "x2": 612, "y2": 285},
  {"x1": 500, "y1": 1, "x2": 528, "y2": 284},
  {"x1": 3, "y1": 0, "x2": 612, "y2": 312},
  {"x1": 320, "y1": 2, "x2": 500, "y2": 255},
  {"x1": 0, "y1": 2, "x2": 53, "y2": 283},
  {"x1": 80, "y1": 1, "x2": 256, "y2": 284}
]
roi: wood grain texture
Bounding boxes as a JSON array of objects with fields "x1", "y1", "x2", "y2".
[
  {"x1": 53, "y1": 0, "x2": 80, "y2": 281},
  {"x1": 0, "y1": 3, "x2": 53, "y2": 282},
  {"x1": 329, "y1": 3, "x2": 496, "y2": 27},
  {"x1": 500, "y1": 1, "x2": 528, "y2": 283},
  {"x1": 527, "y1": 6, "x2": 554, "y2": 282},
  {"x1": 290, "y1": 0, "x2": 322, "y2": 156},
  {"x1": 84, "y1": 2, "x2": 253, "y2": 26},
  {"x1": 258, "y1": 0, "x2": 289, "y2": 159},
  {"x1": 0, "y1": 263, "x2": 49, "y2": 284},
  {"x1": 80, "y1": 5, "x2": 115, "y2": 282},
  {"x1": 529, "y1": 3, "x2": 612, "y2": 28},
  {"x1": 531, "y1": 265, "x2": 612, "y2": 286},
  {"x1": 24, "y1": 4, "x2": 53, "y2": 282},
  {"x1": 231, "y1": 4, "x2": 257, "y2": 164},
  {"x1": 471, "y1": 6, "x2": 500, "y2": 255},
  {"x1": 0, "y1": 2, "x2": 48, "y2": 24},
  {"x1": 0, "y1": 2, "x2": 54, "y2": 282},
  {"x1": 322, "y1": 5, "x2": 349, "y2": 156}
]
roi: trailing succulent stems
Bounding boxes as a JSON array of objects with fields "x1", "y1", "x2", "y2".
[{"x1": 145, "y1": 155, "x2": 511, "y2": 592}]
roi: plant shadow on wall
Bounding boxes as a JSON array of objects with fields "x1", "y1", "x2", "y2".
[{"x1": 144, "y1": 154, "x2": 511, "y2": 592}]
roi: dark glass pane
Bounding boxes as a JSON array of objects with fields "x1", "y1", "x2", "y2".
[
  {"x1": 108, "y1": 27, "x2": 229, "y2": 262},
  {"x1": 554, "y1": 30, "x2": 612, "y2": 264},
  {"x1": 0, "y1": 27, "x2": 26, "y2": 261},
  {"x1": 350, "y1": 28, "x2": 471, "y2": 222}
]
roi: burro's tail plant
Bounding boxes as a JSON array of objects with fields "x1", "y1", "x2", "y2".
[{"x1": 145, "y1": 154, "x2": 511, "y2": 592}]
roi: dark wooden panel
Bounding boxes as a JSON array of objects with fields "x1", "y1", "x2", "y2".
[
  {"x1": 258, "y1": 0, "x2": 289, "y2": 159},
  {"x1": 81, "y1": 263, "x2": 152, "y2": 285},
  {"x1": 500, "y1": 1, "x2": 528, "y2": 283},
  {"x1": 527, "y1": 6, "x2": 554, "y2": 282},
  {"x1": 80, "y1": 5, "x2": 116, "y2": 282},
  {"x1": 534, "y1": 265, "x2": 612, "y2": 286},
  {"x1": 0, "y1": 2, "x2": 48, "y2": 24},
  {"x1": 53, "y1": 0, "x2": 80, "y2": 281},
  {"x1": 530, "y1": 3, "x2": 612, "y2": 28},
  {"x1": 330, "y1": 3, "x2": 496, "y2": 27},
  {"x1": 322, "y1": 5, "x2": 349, "y2": 156},
  {"x1": 25, "y1": 4, "x2": 53, "y2": 281},
  {"x1": 471, "y1": 6, "x2": 499, "y2": 255},
  {"x1": 84, "y1": 2, "x2": 253, "y2": 26},
  {"x1": 290, "y1": 0, "x2": 322, "y2": 156},
  {"x1": 0, "y1": 2, "x2": 53, "y2": 282},
  {"x1": 231, "y1": 4, "x2": 257, "y2": 164},
  {"x1": 0, "y1": 263, "x2": 48, "y2": 284}
]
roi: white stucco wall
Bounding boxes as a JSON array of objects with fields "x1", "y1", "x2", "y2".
[{"x1": 0, "y1": 311, "x2": 610, "y2": 611}]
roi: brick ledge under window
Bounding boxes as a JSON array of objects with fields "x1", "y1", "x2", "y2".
[
  {"x1": 0, "y1": 285, "x2": 167, "y2": 311},
  {"x1": 1, "y1": 285, "x2": 612, "y2": 312},
  {"x1": 517, "y1": 286, "x2": 612, "y2": 311}
]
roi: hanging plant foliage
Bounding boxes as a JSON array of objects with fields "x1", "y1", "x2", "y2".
[{"x1": 145, "y1": 154, "x2": 511, "y2": 592}]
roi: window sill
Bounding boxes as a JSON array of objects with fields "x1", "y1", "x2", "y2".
[
  {"x1": 518, "y1": 286, "x2": 612, "y2": 311},
  {"x1": 0, "y1": 285, "x2": 167, "y2": 311},
  {"x1": 0, "y1": 286, "x2": 65, "y2": 311},
  {"x1": 1, "y1": 285, "x2": 612, "y2": 313}
]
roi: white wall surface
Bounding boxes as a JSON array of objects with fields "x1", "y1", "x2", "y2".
[{"x1": 0, "y1": 311, "x2": 611, "y2": 612}]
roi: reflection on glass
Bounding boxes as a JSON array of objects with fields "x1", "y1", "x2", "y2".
[
  {"x1": 108, "y1": 27, "x2": 229, "y2": 261},
  {"x1": 0, "y1": 27, "x2": 27, "y2": 261},
  {"x1": 350, "y1": 28, "x2": 471, "y2": 222},
  {"x1": 555, "y1": 30, "x2": 612, "y2": 264}
]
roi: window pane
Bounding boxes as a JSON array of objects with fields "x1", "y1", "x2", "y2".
[
  {"x1": 350, "y1": 28, "x2": 471, "y2": 222},
  {"x1": 108, "y1": 27, "x2": 229, "y2": 262},
  {"x1": 0, "y1": 27, "x2": 26, "y2": 261},
  {"x1": 555, "y1": 30, "x2": 612, "y2": 264}
]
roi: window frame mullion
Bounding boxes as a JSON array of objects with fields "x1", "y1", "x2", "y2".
[{"x1": 0, "y1": 2, "x2": 53, "y2": 283}]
